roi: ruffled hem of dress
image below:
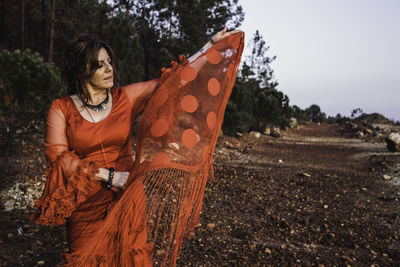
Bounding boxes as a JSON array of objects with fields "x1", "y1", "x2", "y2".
[
  {"x1": 30, "y1": 150, "x2": 99, "y2": 225},
  {"x1": 63, "y1": 242, "x2": 153, "y2": 267}
]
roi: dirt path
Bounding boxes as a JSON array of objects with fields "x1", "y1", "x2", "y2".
[
  {"x1": 178, "y1": 124, "x2": 400, "y2": 266},
  {"x1": 1, "y1": 124, "x2": 399, "y2": 266}
]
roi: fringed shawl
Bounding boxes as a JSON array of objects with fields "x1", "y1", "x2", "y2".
[{"x1": 66, "y1": 31, "x2": 244, "y2": 267}]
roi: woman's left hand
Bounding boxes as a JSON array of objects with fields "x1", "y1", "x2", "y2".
[{"x1": 211, "y1": 27, "x2": 241, "y2": 44}]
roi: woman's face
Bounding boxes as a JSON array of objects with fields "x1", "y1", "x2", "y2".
[{"x1": 87, "y1": 47, "x2": 113, "y2": 91}]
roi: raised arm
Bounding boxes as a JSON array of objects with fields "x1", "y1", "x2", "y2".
[{"x1": 123, "y1": 28, "x2": 241, "y2": 117}]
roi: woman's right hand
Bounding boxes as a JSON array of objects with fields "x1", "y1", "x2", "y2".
[{"x1": 95, "y1": 168, "x2": 130, "y2": 189}]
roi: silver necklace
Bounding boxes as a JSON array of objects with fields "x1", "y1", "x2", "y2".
[{"x1": 84, "y1": 92, "x2": 109, "y2": 112}]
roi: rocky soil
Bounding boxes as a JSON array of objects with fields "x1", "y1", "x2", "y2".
[{"x1": 1, "y1": 123, "x2": 399, "y2": 266}]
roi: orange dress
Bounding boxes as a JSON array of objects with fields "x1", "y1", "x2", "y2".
[
  {"x1": 31, "y1": 32, "x2": 244, "y2": 267},
  {"x1": 30, "y1": 81, "x2": 158, "y2": 265}
]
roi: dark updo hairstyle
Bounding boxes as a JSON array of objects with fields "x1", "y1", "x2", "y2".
[{"x1": 63, "y1": 34, "x2": 118, "y2": 104}]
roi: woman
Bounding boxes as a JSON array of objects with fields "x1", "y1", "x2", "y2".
[{"x1": 31, "y1": 28, "x2": 244, "y2": 266}]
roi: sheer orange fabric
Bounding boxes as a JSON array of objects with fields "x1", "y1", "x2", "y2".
[
  {"x1": 31, "y1": 32, "x2": 244, "y2": 266},
  {"x1": 30, "y1": 84, "x2": 155, "y2": 262}
]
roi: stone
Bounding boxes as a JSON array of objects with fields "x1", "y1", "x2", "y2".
[
  {"x1": 3, "y1": 199, "x2": 15, "y2": 211},
  {"x1": 270, "y1": 127, "x2": 281, "y2": 138},
  {"x1": 249, "y1": 131, "x2": 261, "y2": 138},
  {"x1": 385, "y1": 132, "x2": 400, "y2": 152},
  {"x1": 383, "y1": 175, "x2": 392, "y2": 180},
  {"x1": 289, "y1": 117, "x2": 298, "y2": 128},
  {"x1": 264, "y1": 127, "x2": 271, "y2": 135},
  {"x1": 364, "y1": 128, "x2": 373, "y2": 135},
  {"x1": 373, "y1": 131, "x2": 381, "y2": 137},
  {"x1": 224, "y1": 141, "x2": 234, "y2": 149},
  {"x1": 1, "y1": 182, "x2": 44, "y2": 211},
  {"x1": 355, "y1": 131, "x2": 364, "y2": 137},
  {"x1": 168, "y1": 142, "x2": 180, "y2": 150},
  {"x1": 207, "y1": 223, "x2": 216, "y2": 229}
]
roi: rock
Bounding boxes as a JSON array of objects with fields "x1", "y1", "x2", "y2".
[
  {"x1": 168, "y1": 142, "x2": 180, "y2": 150},
  {"x1": 1, "y1": 182, "x2": 44, "y2": 211},
  {"x1": 364, "y1": 128, "x2": 373, "y2": 135},
  {"x1": 224, "y1": 141, "x2": 234, "y2": 149},
  {"x1": 270, "y1": 127, "x2": 281, "y2": 138},
  {"x1": 236, "y1": 132, "x2": 243, "y2": 137},
  {"x1": 249, "y1": 131, "x2": 261, "y2": 138},
  {"x1": 341, "y1": 255, "x2": 353, "y2": 263},
  {"x1": 385, "y1": 132, "x2": 400, "y2": 152},
  {"x1": 372, "y1": 131, "x2": 381, "y2": 137},
  {"x1": 383, "y1": 175, "x2": 392, "y2": 180},
  {"x1": 264, "y1": 127, "x2": 271, "y2": 135},
  {"x1": 207, "y1": 223, "x2": 216, "y2": 229},
  {"x1": 265, "y1": 248, "x2": 271, "y2": 254},
  {"x1": 37, "y1": 261, "x2": 45, "y2": 265},
  {"x1": 289, "y1": 117, "x2": 298, "y2": 128},
  {"x1": 355, "y1": 131, "x2": 364, "y2": 137},
  {"x1": 3, "y1": 199, "x2": 15, "y2": 211}
]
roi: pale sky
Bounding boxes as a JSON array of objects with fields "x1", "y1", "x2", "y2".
[{"x1": 239, "y1": 0, "x2": 399, "y2": 121}]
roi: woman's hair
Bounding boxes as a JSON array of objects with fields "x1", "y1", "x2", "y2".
[{"x1": 63, "y1": 34, "x2": 118, "y2": 103}]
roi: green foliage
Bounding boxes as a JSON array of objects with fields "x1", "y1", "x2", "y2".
[
  {"x1": 0, "y1": 49, "x2": 62, "y2": 118},
  {"x1": 0, "y1": 0, "x2": 244, "y2": 83},
  {"x1": 5, "y1": 1, "x2": 337, "y2": 133},
  {"x1": 290, "y1": 105, "x2": 308, "y2": 124},
  {"x1": 326, "y1": 113, "x2": 349, "y2": 124},
  {"x1": 170, "y1": 0, "x2": 244, "y2": 54},
  {"x1": 222, "y1": 31, "x2": 291, "y2": 134},
  {"x1": 305, "y1": 104, "x2": 327, "y2": 123}
]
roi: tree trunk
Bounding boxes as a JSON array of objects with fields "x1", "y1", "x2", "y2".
[
  {"x1": 41, "y1": 0, "x2": 47, "y2": 58},
  {"x1": 48, "y1": 0, "x2": 55, "y2": 62},
  {"x1": 21, "y1": 0, "x2": 24, "y2": 50},
  {"x1": 0, "y1": 0, "x2": 5, "y2": 44}
]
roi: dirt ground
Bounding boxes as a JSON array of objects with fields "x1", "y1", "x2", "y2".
[{"x1": 1, "y1": 123, "x2": 399, "y2": 266}]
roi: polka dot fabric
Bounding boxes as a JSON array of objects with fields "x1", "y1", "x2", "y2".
[{"x1": 105, "y1": 32, "x2": 244, "y2": 267}]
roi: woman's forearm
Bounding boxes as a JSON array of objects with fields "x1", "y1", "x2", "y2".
[{"x1": 187, "y1": 41, "x2": 214, "y2": 63}]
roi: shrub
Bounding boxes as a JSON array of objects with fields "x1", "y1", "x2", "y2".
[{"x1": 0, "y1": 49, "x2": 62, "y2": 119}]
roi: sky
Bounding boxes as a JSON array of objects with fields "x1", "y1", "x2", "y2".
[{"x1": 238, "y1": 0, "x2": 400, "y2": 121}]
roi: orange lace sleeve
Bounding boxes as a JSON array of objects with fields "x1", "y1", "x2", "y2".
[
  {"x1": 122, "y1": 78, "x2": 160, "y2": 117},
  {"x1": 30, "y1": 99, "x2": 99, "y2": 225}
]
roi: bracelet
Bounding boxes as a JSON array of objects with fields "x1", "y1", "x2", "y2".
[{"x1": 106, "y1": 167, "x2": 114, "y2": 189}]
